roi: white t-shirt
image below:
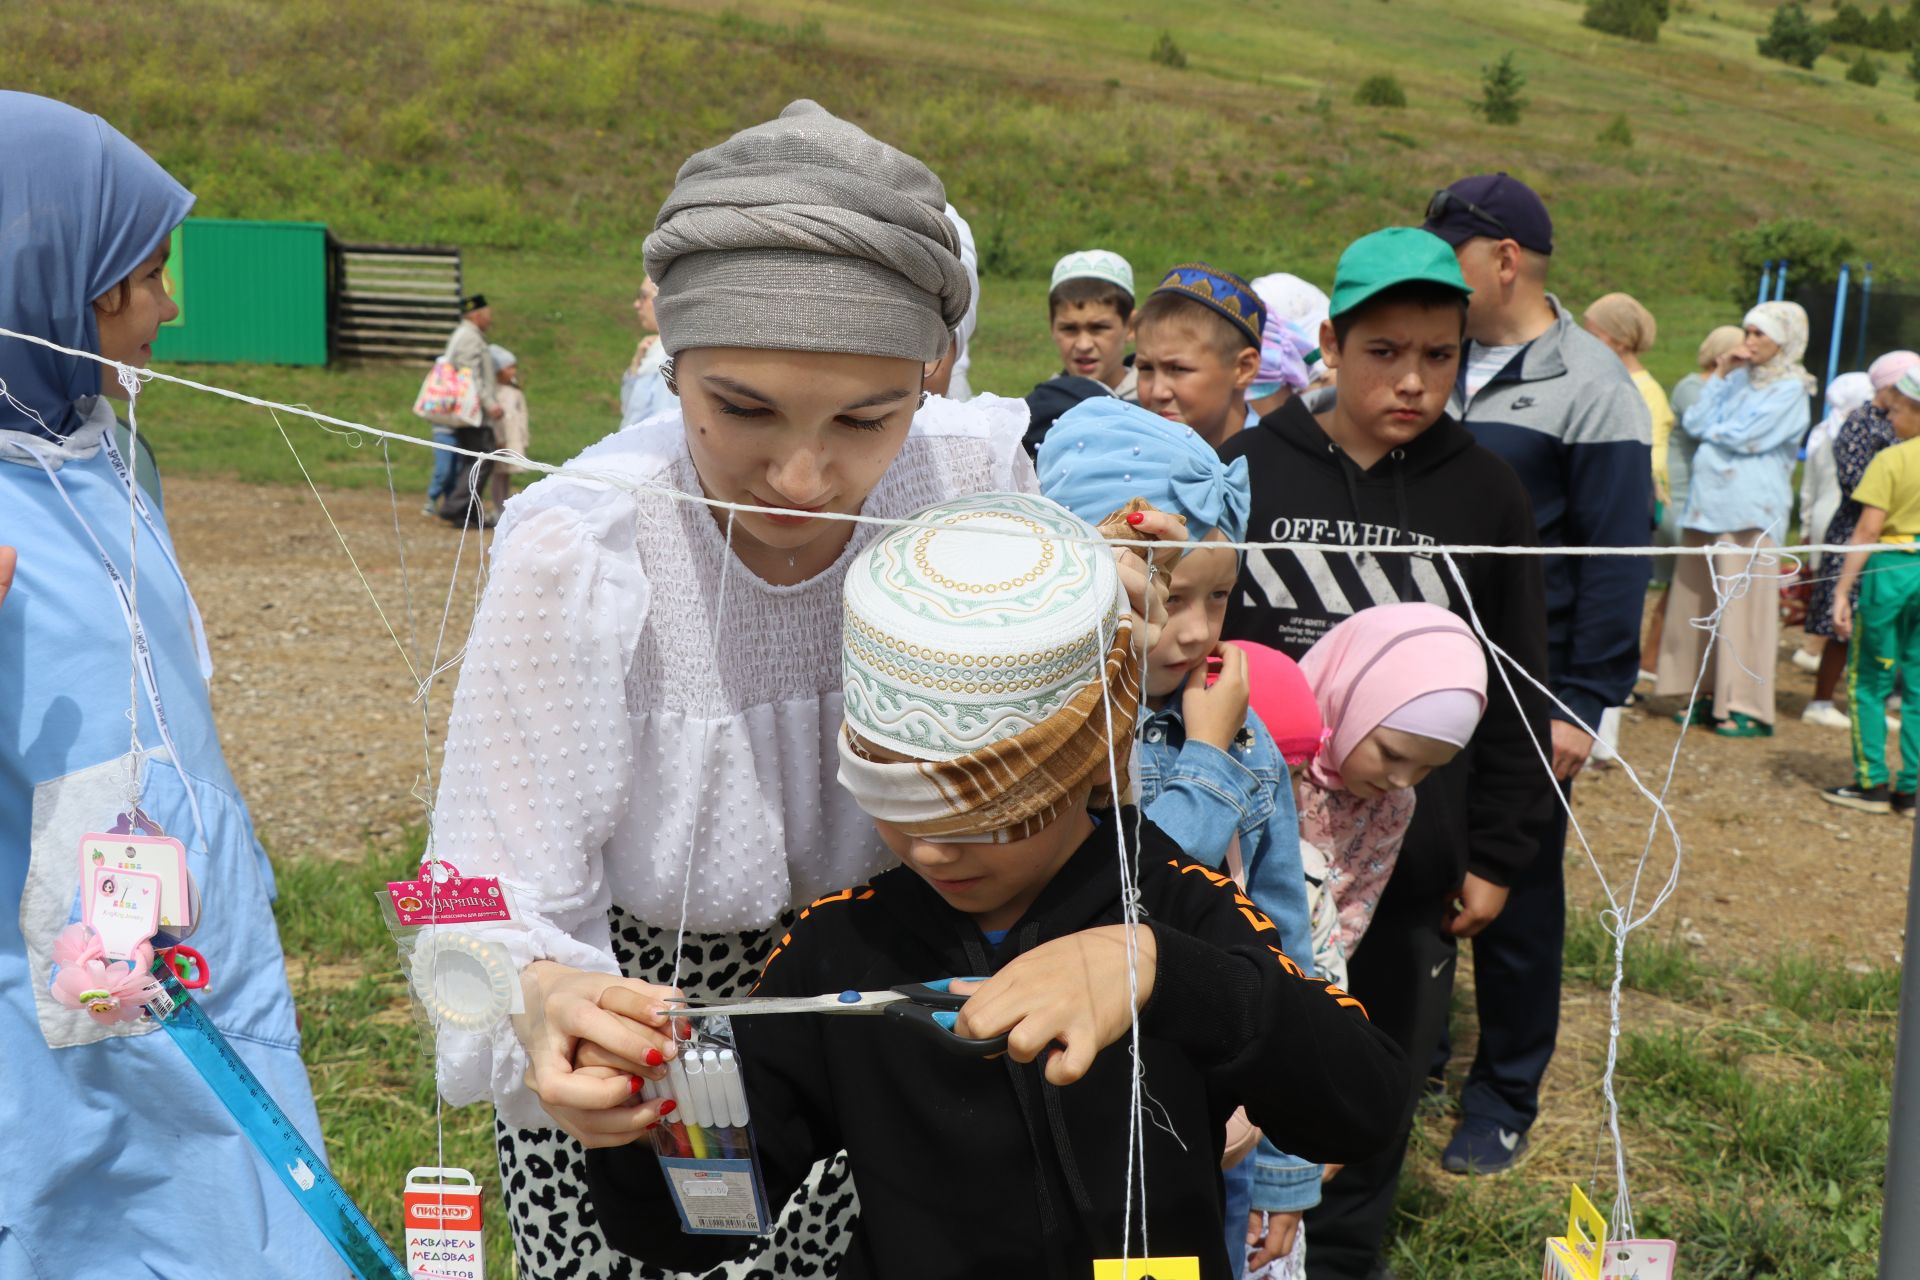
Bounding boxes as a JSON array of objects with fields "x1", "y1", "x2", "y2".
[
  {"x1": 429, "y1": 395, "x2": 1035, "y2": 1125},
  {"x1": 1463, "y1": 341, "x2": 1527, "y2": 400}
]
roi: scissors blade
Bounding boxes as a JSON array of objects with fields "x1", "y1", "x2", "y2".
[{"x1": 668, "y1": 990, "x2": 907, "y2": 1019}]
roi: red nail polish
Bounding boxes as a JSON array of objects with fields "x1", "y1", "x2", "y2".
[
  {"x1": 645, "y1": 1048, "x2": 665, "y2": 1067},
  {"x1": 628, "y1": 1076, "x2": 643, "y2": 1095},
  {"x1": 1125, "y1": 511, "x2": 1145, "y2": 526},
  {"x1": 659, "y1": 1098, "x2": 677, "y2": 1116}
]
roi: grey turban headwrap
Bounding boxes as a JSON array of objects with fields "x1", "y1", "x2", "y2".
[{"x1": 644, "y1": 100, "x2": 970, "y2": 363}]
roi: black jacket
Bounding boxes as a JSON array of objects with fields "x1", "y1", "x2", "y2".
[
  {"x1": 586, "y1": 811, "x2": 1407, "y2": 1280},
  {"x1": 1220, "y1": 397, "x2": 1553, "y2": 898}
]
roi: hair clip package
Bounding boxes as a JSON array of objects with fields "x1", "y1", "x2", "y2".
[
  {"x1": 377, "y1": 858, "x2": 524, "y2": 1052},
  {"x1": 645, "y1": 1024, "x2": 773, "y2": 1237}
]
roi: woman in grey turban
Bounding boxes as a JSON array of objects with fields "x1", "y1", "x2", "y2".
[{"x1": 429, "y1": 100, "x2": 1037, "y2": 1280}]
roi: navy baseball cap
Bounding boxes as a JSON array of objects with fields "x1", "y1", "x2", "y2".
[{"x1": 1422, "y1": 173, "x2": 1553, "y2": 256}]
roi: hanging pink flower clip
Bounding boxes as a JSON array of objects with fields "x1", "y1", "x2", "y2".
[{"x1": 50, "y1": 923, "x2": 162, "y2": 1025}]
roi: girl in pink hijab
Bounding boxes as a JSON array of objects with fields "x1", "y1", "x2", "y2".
[{"x1": 1297, "y1": 604, "x2": 1489, "y2": 979}]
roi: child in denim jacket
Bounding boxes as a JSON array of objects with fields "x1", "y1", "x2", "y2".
[{"x1": 1039, "y1": 397, "x2": 1322, "y2": 1278}]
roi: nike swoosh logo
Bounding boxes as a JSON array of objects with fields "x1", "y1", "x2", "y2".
[
  {"x1": 1430, "y1": 959, "x2": 1450, "y2": 978},
  {"x1": 1498, "y1": 1129, "x2": 1521, "y2": 1151}
]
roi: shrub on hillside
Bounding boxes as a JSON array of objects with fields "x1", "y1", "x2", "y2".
[
  {"x1": 1150, "y1": 31, "x2": 1187, "y2": 68},
  {"x1": 1909, "y1": 40, "x2": 1920, "y2": 81},
  {"x1": 1354, "y1": 73, "x2": 1408, "y2": 107},
  {"x1": 1599, "y1": 113, "x2": 1635, "y2": 145},
  {"x1": 1826, "y1": 0, "x2": 1908, "y2": 47},
  {"x1": 1585, "y1": 0, "x2": 1665, "y2": 41},
  {"x1": 1729, "y1": 217, "x2": 1857, "y2": 303},
  {"x1": 1847, "y1": 50, "x2": 1883, "y2": 82},
  {"x1": 1759, "y1": 2, "x2": 1829, "y2": 67},
  {"x1": 1470, "y1": 51, "x2": 1528, "y2": 124}
]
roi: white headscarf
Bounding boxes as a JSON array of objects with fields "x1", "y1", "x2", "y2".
[
  {"x1": 1807, "y1": 370, "x2": 1873, "y2": 456},
  {"x1": 1742, "y1": 301, "x2": 1817, "y2": 394}
]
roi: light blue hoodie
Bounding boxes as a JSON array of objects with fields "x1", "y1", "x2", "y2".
[{"x1": 0, "y1": 91, "x2": 345, "y2": 1279}]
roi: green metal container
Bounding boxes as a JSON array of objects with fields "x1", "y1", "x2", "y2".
[{"x1": 151, "y1": 218, "x2": 329, "y2": 366}]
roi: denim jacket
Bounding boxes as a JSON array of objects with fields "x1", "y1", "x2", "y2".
[{"x1": 1134, "y1": 698, "x2": 1325, "y2": 1213}]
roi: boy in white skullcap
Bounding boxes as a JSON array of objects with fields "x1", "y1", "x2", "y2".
[{"x1": 584, "y1": 493, "x2": 1405, "y2": 1279}]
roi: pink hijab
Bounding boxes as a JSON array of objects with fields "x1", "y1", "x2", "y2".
[{"x1": 1297, "y1": 603, "x2": 1490, "y2": 789}]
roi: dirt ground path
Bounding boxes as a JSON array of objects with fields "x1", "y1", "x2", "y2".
[{"x1": 165, "y1": 476, "x2": 1912, "y2": 969}]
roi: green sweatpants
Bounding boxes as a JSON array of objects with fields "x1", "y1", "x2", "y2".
[{"x1": 1850, "y1": 549, "x2": 1920, "y2": 792}]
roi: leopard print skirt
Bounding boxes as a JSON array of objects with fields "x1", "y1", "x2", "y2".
[{"x1": 495, "y1": 906, "x2": 857, "y2": 1279}]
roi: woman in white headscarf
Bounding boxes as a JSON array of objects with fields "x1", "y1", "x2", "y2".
[{"x1": 1654, "y1": 301, "x2": 1815, "y2": 738}]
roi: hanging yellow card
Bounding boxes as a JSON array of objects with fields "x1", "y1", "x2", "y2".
[{"x1": 1092, "y1": 1257, "x2": 1201, "y2": 1280}]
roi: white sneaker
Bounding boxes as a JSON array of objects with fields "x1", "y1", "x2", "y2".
[
  {"x1": 1803, "y1": 703, "x2": 1851, "y2": 729},
  {"x1": 1791, "y1": 649, "x2": 1822, "y2": 674}
]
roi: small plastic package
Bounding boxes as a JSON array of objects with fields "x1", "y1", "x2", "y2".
[
  {"x1": 379, "y1": 859, "x2": 525, "y2": 1043},
  {"x1": 646, "y1": 1024, "x2": 773, "y2": 1236}
]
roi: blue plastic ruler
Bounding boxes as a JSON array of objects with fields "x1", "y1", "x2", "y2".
[{"x1": 145, "y1": 964, "x2": 411, "y2": 1279}]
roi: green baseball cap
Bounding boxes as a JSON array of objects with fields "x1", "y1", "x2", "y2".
[{"x1": 1327, "y1": 227, "x2": 1472, "y2": 319}]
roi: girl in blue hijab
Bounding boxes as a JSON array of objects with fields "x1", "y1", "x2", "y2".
[{"x1": 0, "y1": 92, "x2": 344, "y2": 1278}]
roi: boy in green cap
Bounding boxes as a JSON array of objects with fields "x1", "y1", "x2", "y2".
[{"x1": 1220, "y1": 226, "x2": 1555, "y2": 1280}]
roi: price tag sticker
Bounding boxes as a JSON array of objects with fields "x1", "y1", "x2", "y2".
[
  {"x1": 657, "y1": 1157, "x2": 769, "y2": 1235},
  {"x1": 1092, "y1": 1260, "x2": 1200, "y2": 1280},
  {"x1": 79, "y1": 831, "x2": 190, "y2": 931},
  {"x1": 90, "y1": 868, "x2": 162, "y2": 960}
]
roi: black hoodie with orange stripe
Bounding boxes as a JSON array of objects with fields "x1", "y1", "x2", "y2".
[{"x1": 585, "y1": 810, "x2": 1407, "y2": 1280}]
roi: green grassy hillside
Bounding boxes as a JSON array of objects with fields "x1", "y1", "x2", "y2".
[{"x1": 9, "y1": 0, "x2": 1917, "y2": 487}]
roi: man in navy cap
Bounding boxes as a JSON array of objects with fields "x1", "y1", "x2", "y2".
[{"x1": 1421, "y1": 174, "x2": 1652, "y2": 1177}]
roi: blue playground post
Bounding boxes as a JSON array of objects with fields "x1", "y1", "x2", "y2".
[
  {"x1": 1855, "y1": 262, "x2": 1874, "y2": 368},
  {"x1": 1826, "y1": 263, "x2": 1852, "y2": 389},
  {"x1": 1758, "y1": 260, "x2": 1774, "y2": 307},
  {"x1": 1774, "y1": 260, "x2": 1790, "y2": 302}
]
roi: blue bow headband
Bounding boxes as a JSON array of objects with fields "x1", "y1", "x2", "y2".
[{"x1": 1035, "y1": 398, "x2": 1251, "y2": 546}]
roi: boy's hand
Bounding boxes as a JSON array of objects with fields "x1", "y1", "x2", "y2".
[
  {"x1": 1183, "y1": 642, "x2": 1250, "y2": 751},
  {"x1": 0, "y1": 546, "x2": 14, "y2": 612},
  {"x1": 512, "y1": 962, "x2": 679, "y2": 1147},
  {"x1": 949, "y1": 924, "x2": 1157, "y2": 1087},
  {"x1": 1443, "y1": 873, "x2": 1508, "y2": 937},
  {"x1": 1247, "y1": 1210, "x2": 1302, "y2": 1269},
  {"x1": 1549, "y1": 719, "x2": 1592, "y2": 781},
  {"x1": 1834, "y1": 593, "x2": 1854, "y2": 641}
]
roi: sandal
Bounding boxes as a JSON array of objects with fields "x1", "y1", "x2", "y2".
[
  {"x1": 1673, "y1": 701, "x2": 1719, "y2": 728},
  {"x1": 1713, "y1": 711, "x2": 1774, "y2": 739}
]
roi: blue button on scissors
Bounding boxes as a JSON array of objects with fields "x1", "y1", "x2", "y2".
[{"x1": 668, "y1": 979, "x2": 1005, "y2": 1057}]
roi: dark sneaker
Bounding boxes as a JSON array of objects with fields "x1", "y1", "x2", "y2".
[
  {"x1": 1895, "y1": 791, "x2": 1917, "y2": 818},
  {"x1": 1441, "y1": 1116, "x2": 1529, "y2": 1175},
  {"x1": 1714, "y1": 712, "x2": 1773, "y2": 738},
  {"x1": 1823, "y1": 784, "x2": 1892, "y2": 814}
]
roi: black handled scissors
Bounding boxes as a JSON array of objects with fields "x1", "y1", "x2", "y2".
[{"x1": 668, "y1": 978, "x2": 1006, "y2": 1057}]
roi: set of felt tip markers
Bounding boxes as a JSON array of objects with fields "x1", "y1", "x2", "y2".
[
  {"x1": 643, "y1": 1046, "x2": 753, "y2": 1159},
  {"x1": 641, "y1": 1036, "x2": 773, "y2": 1235}
]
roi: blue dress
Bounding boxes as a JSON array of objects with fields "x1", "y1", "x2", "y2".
[{"x1": 0, "y1": 403, "x2": 347, "y2": 1279}]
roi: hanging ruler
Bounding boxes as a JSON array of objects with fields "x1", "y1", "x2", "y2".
[{"x1": 143, "y1": 964, "x2": 411, "y2": 1279}]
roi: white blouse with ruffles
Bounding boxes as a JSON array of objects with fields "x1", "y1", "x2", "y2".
[{"x1": 430, "y1": 395, "x2": 1035, "y2": 1122}]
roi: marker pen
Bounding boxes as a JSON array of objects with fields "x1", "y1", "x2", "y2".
[
  {"x1": 693, "y1": 1049, "x2": 740, "y2": 1156},
  {"x1": 682, "y1": 1055, "x2": 712, "y2": 1158},
  {"x1": 663, "y1": 1052, "x2": 696, "y2": 1157},
  {"x1": 719, "y1": 1049, "x2": 751, "y2": 1127}
]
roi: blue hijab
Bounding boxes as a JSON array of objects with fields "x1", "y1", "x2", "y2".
[
  {"x1": 0, "y1": 91, "x2": 194, "y2": 441},
  {"x1": 1036, "y1": 397, "x2": 1251, "y2": 544}
]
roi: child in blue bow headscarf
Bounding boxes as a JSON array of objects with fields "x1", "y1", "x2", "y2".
[
  {"x1": 1038, "y1": 398, "x2": 1324, "y2": 1280},
  {"x1": 0, "y1": 92, "x2": 345, "y2": 1278}
]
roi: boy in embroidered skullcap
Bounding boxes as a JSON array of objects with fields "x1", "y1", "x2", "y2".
[
  {"x1": 1040, "y1": 399, "x2": 1324, "y2": 1277},
  {"x1": 1134, "y1": 264, "x2": 1267, "y2": 451},
  {"x1": 584, "y1": 492, "x2": 1405, "y2": 1280}
]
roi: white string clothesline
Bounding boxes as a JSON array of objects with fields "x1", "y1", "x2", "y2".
[
  {"x1": 3, "y1": 326, "x2": 1829, "y2": 1257},
  {"x1": 0, "y1": 324, "x2": 1885, "y2": 564}
]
